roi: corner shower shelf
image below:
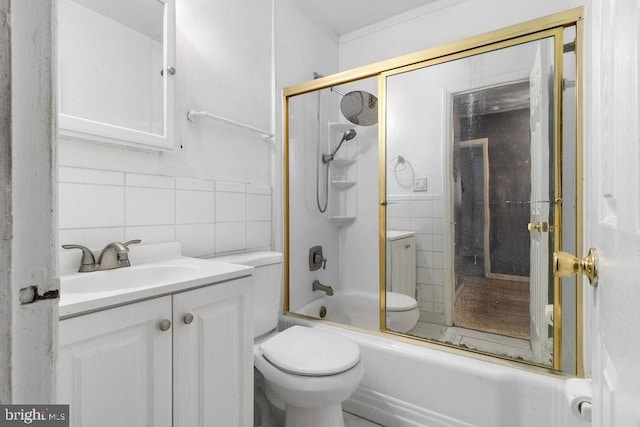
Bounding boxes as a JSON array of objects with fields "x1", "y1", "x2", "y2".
[
  {"x1": 331, "y1": 180, "x2": 356, "y2": 189},
  {"x1": 328, "y1": 216, "x2": 356, "y2": 226},
  {"x1": 331, "y1": 158, "x2": 356, "y2": 168}
]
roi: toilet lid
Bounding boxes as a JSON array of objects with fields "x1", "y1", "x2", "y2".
[
  {"x1": 259, "y1": 326, "x2": 360, "y2": 376},
  {"x1": 386, "y1": 291, "x2": 418, "y2": 312}
]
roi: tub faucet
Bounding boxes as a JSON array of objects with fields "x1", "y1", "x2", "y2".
[
  {"x1": 62, "y1": 239, "x2": 141, "y2": 272},
  {"x1": 312, "y1": 280, "x2": 334, "y2": 296}
]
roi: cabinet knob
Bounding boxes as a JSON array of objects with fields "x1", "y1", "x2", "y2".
[
  {"x1": 183, "y1": 313, "x2": 194, "y2": 325},
  {"x1": 159, "y1": 319, "x2": 172, "y2": 331}
]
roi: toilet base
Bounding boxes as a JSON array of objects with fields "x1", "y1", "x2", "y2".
[{"x1": 285, "y1": 403, "x2": 344, "y2": 427}]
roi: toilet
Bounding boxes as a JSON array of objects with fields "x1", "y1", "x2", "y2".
[
  {"x1": 214, "y1": 251, "x2": 364, "y2": 427},
  {"x1": 386, "y1": 291, "x2": 420, "y2": 333}
]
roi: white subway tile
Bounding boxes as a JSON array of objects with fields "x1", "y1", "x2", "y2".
[
  {"x1": 432, "y1": 218, "x2": 445, "y2": 235},
  {"x1": 414, "y1": 233, "x2": 433, "y2": 251},
  {"x1": 176, "y1": 190, "x2": 215, "y2": 224},
  {"x1": 410, "y1": 200, "x2": 432, "y2": 218},
  {"x1": 59, "y1": 227, "x2": 125, "y2": 251},
  {"x1": 59, "y1": 167, "x2": 124, "y2": 185},
  {"x1": 59, "y1": 183, "x2": 124, "y2": 228},
  {"x1": 247, "y1": 221, "x2": 271, "y2": 249},
  {"x1": 125, "y1": 225, "x2": 175, "y2": 244},
  {"x1": 417, "y1": 284, "x2": 434, "y2": 304},
  {"x1": 215, "y1": 192, "x2": 246, "y2": 222},
  {"x1": 177, "y1": 224, "x2": 215, "y2": 257},
  {"x1": 433, "y1": 269, "x2": 444, "y2": 286},
  {"x1": 247, "y1": 184, "x2": 271, "y2": 195},
  {"x1": 176, "y1": 177, "x2": 215, "y2": 191},
  {"x1": 432, "y1": 235, "x2": 445, "y2": 251},
  {"x1": 433, "y1": 285, "x2": 444, "y2": 303},
  {"x1": 433, "y1": 252, "x2": 444, "y2": 269},
  {"x1": 411, "y1": 217, "x2": 433, "y2": 233},
  {"x1": 247, "y1": 194, "x2": 271, "y2": 221},
  {"x1": 126, "y1": 173, "x2": 175, "y2": 189},
  {"x1": 417, "y1": 267, "x2": 433, "y2": 284},
  {"x1": 125, "y1": 187, "x2": 175, "y2": 226},
  {"x1": 416, "y1": 250, "x2": 434, "y2": 268},
  {"x1": 387, "y1": 201, "x2": 411, "y2": 218},
  {"x1": 387, "y1": 217, "x2": 411, "y2": 231},
  {"x1": 216, "y1": 181, "x2": 246, "y2": 193},
  {"x1": 215, "y1": 222, "x2": 246, "y2": 253}
]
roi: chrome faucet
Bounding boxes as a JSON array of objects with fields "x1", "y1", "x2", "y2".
[
  {"x1": 312, "y1": 280, "x2": 334, "y2": 296},
  {"x1": 62, "y1": 240, "x2": 141, "y2": 272}
]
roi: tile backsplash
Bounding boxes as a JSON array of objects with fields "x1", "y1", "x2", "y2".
[{"x1": 58, "y1": 167, "x2": 272, "y2": 258}]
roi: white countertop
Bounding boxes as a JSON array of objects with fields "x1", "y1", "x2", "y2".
[{"x1": 59, "y1": 243, "x2": 253, "y2": 319}]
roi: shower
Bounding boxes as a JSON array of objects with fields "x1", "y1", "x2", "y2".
[
  {"x1": 316, "y1": 128, "x2": 357, "y2": 213},
  {"x1": 313, "y1": 72, "x2": 378, "y2": 213},
  {"x1": 323, "y1": 129, "x2": 357, "y2": 163}
]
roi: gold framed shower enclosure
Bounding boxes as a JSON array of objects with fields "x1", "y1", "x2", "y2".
[{"x1": 282, "y1": 7, "x2": 584, "y2": 376}]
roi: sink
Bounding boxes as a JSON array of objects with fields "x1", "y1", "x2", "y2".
[{"x1": 62, "y1": 261, "x2": 214, "y2": 294}]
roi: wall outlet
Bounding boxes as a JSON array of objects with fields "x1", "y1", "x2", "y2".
[{"x1": 413, "y1": 177, "x2": 428, "y2": 192}]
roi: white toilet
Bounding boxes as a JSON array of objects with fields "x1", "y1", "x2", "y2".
[
  {"x1": 214, "y1": 251, "x2": 364, "y2": 427},
  {"x1": 386, "y1": 291, "x2": 420, "y2": 333}
]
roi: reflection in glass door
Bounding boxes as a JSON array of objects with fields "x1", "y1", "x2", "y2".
[{"x1": 384, "y1": 34, "x2": 561, "y2": 367}]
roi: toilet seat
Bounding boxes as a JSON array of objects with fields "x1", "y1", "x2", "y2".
[
  {"x1": 386, "y1": 291, "x2": 418, "y2": 312},
  {"x1": 259, "y1": 326, "x2": 360, "y2": 377}
]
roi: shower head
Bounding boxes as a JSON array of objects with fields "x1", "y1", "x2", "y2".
[{"x1": 323, "y1": 129, "x2": 357, "y2": 163}]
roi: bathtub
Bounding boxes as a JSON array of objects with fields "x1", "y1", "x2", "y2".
[{"x1": 283, "y1": 302, "x2": 581, "y2": 427}]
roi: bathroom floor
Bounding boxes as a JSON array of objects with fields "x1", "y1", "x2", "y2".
[
  {"x1": 409, "y1": 320, "x2": 535, "y2": 361},
  {"x1": 344, "y1": 411, "x2": 384, "y2": 426}
]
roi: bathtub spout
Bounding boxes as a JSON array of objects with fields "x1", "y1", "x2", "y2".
[{"x1": 312, "y1": 280, "x2": 334, "y2": 296}]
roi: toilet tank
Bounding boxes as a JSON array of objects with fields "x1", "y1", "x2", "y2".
[{"x1": 213, "y1": 251, "x2": 283, "y2": 338}]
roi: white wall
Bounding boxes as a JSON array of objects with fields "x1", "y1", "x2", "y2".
[
  {"x1": 275, "y1": 0, "x2": 341, "y2": 310},
  {"x1": 57, "y1": 0, "x2": 274, "y2": 257},
  {"x1": 339, "y1": 0, "x2": 584, "y2": 70}
]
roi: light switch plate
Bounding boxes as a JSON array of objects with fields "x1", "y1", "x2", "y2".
[{"x1": 413, "y1": 177, "x2": 427, "y2": 192}]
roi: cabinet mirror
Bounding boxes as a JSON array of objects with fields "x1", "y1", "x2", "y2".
[{"x1": 57, "y1": 0, "x2": 176, "y2": 150}]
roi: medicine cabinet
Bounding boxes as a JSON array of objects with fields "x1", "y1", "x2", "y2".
[{"x1": 57, "y1": 0, "x2": 176, "y2": 151}]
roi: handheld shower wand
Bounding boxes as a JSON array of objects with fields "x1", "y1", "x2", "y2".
[{"x1": 322, "y1": 129, "x2": 357, "y2": 163}]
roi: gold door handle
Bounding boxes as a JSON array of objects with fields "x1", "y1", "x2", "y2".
[
  {"x1": 527, "y1": 221, "x2": 549, "y2": 232},
  {"x1": 553, "y1": 248, "x2": 598, "y2": 287}
]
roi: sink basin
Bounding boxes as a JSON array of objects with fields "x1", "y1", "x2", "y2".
[{"x1": 61, "y1": 261, "x2": 213, "y2": 294}]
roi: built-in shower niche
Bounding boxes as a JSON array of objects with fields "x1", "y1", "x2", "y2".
[{"x1": 328, "y1": 123, "x2": 358, "y2": 226}]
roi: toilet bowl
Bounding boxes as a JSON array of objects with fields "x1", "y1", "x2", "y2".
[
  {"x1": 386, "y1": 291, "x2": 420, "y2": 333},
  {"x1": 254, "y1": 326, "x2": 364, "y2": 426},
  {"x1": 213, "y1": 252, "x2": 364, "y2": 427}
]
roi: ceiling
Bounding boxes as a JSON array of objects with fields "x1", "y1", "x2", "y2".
[{"x1": 293, "y1": 0, "x2": 440, "y2": 37}]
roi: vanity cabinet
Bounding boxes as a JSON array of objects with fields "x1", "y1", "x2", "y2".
[{"x1": 58, "y1": 277, "x2": 252, "y2": 427}]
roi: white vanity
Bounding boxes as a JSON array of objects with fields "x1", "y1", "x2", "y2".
[{"x1": 58, "y1": 243, "x2": 253, "y2": 427}]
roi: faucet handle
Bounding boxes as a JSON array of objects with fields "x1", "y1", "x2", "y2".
[
  {"x1": 124, "y1": 239, "x2": 142, "y2": 247},
  {"x1": 62, "y1": 244, "x2": 96, "y2": 271}
]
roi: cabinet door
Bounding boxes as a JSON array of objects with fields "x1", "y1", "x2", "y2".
[
  {"x1": 58, "y1": 296, "x2": 173, "y2": 427},
  {"x1": 173, "y1": 278, "x2": 253, "y2": 427}
]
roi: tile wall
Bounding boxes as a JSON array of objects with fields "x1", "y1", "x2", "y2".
[
  {"x1": 386, "y1": 194, "x2": 445, "y2": 323},
  {"x1": 58, "y1": 167, "x2": 272, "y2": 258}
]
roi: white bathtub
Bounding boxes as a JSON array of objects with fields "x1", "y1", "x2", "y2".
[{"x1": 281, "y1": 308, "x2": 582, "y2": 427}]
